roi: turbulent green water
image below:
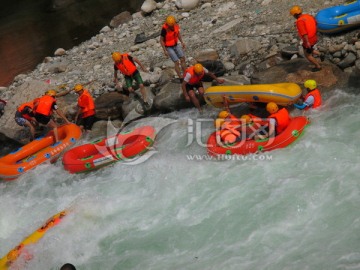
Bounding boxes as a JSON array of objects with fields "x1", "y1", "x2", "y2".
[{"x1": 1, "y1": 89, "x2": 360, "y2": 270}]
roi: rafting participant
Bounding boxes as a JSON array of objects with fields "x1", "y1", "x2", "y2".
[
  {"x1": 112, "y1": 51, "x2": 149, "y2": 104},
  {"x1": 73, "y1": 84, "x2": 96, "y2": 133},
  {"x1": 160, "y1": 15, "x2": 186, "y2": 80},
  {"x1": 182, "y1": 63, "x2": 224, "y2": 112},
  {"x1": 15, "y1": 99, "x2": 38, "y2": 141},
  {"x1": 294, "y1": 79, "x2": 322, "y2": 110},
  {"x1": 264, "y1": 102, "x2": 291, "y2": 138},
  {"x1": 33, "y1": 90, "x2": 71, "y2": 143},
  {"x1": 290, "y1": 5, "x2": 323, "y2": 72},
  {"x1": 215, "y1": 110, "x2": 241, "y2": 144}
]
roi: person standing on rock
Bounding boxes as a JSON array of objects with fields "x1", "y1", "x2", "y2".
[
  {"x1": 33, "y1": 89, "x2": 70, "y2": 143},
  {"x1": 290, "y1": 5, "x2": 323, "y2": 72},
  {"x1": 182, "y1": 63, "x2": 224, "y2": 112},
  {"x1": 15, "y1": 99, "x2": 38, "y2": 141},
  {"x1": 112, "y1": 51, "x2": 148, "y2": 104},
  {"x1": 73, "y1": 84, "x2": 96, "y2": 133},
  {"x1": 160, "y1": 15, "x2": 186, "y2": 80}
]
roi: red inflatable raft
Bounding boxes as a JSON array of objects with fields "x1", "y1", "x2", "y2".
[
  {"x1": 62, "y1": 125, "x2": 156, "y2": 173},
  {"x1": 207, "y1": 116, "x2": 309, "y2": 156},
  {"x1": 0, "y1": 124, "x2": 82, "y2": 181}
]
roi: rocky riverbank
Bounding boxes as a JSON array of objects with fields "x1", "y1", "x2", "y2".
[{"x1": 1, "y1": 0, "x2": 360, "y2": 144}]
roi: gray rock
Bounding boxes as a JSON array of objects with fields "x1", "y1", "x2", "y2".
[
  {"x1": 338, "y1": 52, "x2": 357, "y2": 69},
  {"x1": 110, "y1": 11, "x2": 132, "y2": 28},
  {"x1": 54, "y1": 48, "x2": 66, "y2": 56}
]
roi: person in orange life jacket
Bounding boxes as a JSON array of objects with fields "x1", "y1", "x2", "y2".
[
  {"x1": 215, "y1": 110, "x2": 241, "y2": 144},
  {"x1": 182, "y1": 63, "x2": 225, "y2": 112},
  {"x1": 15, "y1": 99, "x2": 39, "y2": 141},
  {"x1": 294, "y1": 79, "x2": 322, "y2": 110},
  {"x1": 160, "y1": 15, "x2": 186, "y2": 79},
  {"x1": 112, "y1": 51, "x2": 149, "y2": 104},
  {"x1": 258, "y1": 102, "x2": 290, "y2": 139},
  {"x1": 73, "y1": 84, "x2": 96, "y2": 132},
  {"x1": 290, "y1": 5, "x2": 323, "y2": 72},
  {"x1": 33, "y1": 90, "x2": 70, "y2": 143}
]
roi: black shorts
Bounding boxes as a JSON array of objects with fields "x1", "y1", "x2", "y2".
[
  {"x1": 35, "y1": 113, "x2": 51, "y2": 125},
  {"x1": 185, "y1": 82, "x2": 203, "y2": 93},
  {"x1": 79, "y1": 115, "x2": 95, "y2": 131},
  {"x1": 302, "y1": 44, "x2": 314, "y2": 54}
]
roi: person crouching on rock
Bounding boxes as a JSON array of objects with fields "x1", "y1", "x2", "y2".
[
  {"x1": 294, "y1": 79, "x2": 322, "y2": 110},
  {"x1": 33, "y1": 89, "x2": 70, "y2": 143},
  {"x1": 15, "y1": 99, "x2": 39, "y2": 141},
  {"x1": 73, "y1": 84, "x2": 95, "y2": 133},
  {"x1": 182, "y1": 63, "x2": 224, "y2": 113},
  {"x1": 112, "y1": 51, "x2": 149, "y2": 105}
]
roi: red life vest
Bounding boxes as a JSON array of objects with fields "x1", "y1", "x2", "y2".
[
  {"x1": 296, "y1": 14, "x2": 318, "y2": 45},
  {"x1": 115, "y1": 54, "x2": 137, "y2": 76},
  {"x1": 269, "y1": 108, "x2": 290, "y2": 134},
  {"x1": 184, "y1": 66, "x2": 205, "y2": 85},
  {"x1": 162, "y1": 23, "x2": 180, "y2": 47},
  {"x1": 78, "y1": 89, "x2": 95, "y2": 118},
  {"x1": 35, "y1": 95, "x2": 55, "y2": 116},
  {"x1": 17, "y1": 100, "x2": 35, "y2": 121},
  {"x1": 304, "y1": 89, "x2": 322, "y2": 110}
]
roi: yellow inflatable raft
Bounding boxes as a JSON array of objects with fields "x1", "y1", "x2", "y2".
[
  {"x1": 0, "y1": 210, "x2": 67, "y2": 269},
  {"x1": 204, "y1": 83, "x2": 302, "y2": 108}
]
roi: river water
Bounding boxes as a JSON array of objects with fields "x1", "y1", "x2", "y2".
[
  {"x1": 0, "y1": 0, "x2": 144, "y2": 87},
  {"x1": 1, "y1": 88, "x2": 359, "y2": 269}
]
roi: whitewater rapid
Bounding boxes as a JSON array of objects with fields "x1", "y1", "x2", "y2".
[{"x1": 1, "y1": 89, "x2": 360, "y2": 270}]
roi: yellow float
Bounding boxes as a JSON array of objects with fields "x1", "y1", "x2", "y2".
[
  {"x1": 204, "y1": 83, "x2": 302, "y2": 108},
  {"x1": 0, "y1": 210, "x2": 67, "y2": 269}
]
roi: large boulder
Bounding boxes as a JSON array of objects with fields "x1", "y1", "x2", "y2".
[
  {"x1": 252, "y1": 58, "x2": 346, "y2": 91},
  {"x1": 175, "y1": 0, "x2": 200, "y2": 10},
  {"x1": 110, "y1": 11, "x2": 132, "y2": 28},
  {"x1": 141, "y1": 0, "x2": 157, "y2": 14},
  {"x1": 153, "y1": 81, "x2": 193, "y2": 111},
  {"x1": 95, "y1": 92, "x2": 128, "y2": 120}
]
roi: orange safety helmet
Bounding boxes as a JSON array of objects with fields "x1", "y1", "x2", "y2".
[
  {"x1": 166, "y1": 15, "x2": 176, "y2": 26},
  {"x1": 194, "y1": 63, "x2": 204, "y2": 74},
  {"x1": 45, "y1": 89, "x2": 57, "y2": 97},
  {"x1": 290, "y1": 5, "x2": 302, "y2": 16},
  {"x1": 112, "y1": 52, "x2": 122, "y2": 62},
  {"x1": 218, "y1": 110, "x2": 229, "y2": 119},
  {"x1": 266, "y1": 102, "x2": 279, "y2": 114},
  {"x1": 74, "y1": 84, "x2": 84, "y2": 92}
]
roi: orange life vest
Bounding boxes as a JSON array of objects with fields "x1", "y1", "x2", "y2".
[
  {"x1": 304, "y1": 89, "x2": 322, "y2": 110},
  {"x1": 162, "y1": 23, "x2": 180, "y2": 47},
  {"x1": 184, "y1": 66, "x2": 205, "y2": 85},
  {"x1": 220, "y1": 114, "x2": 241, "y2": 143},
  {"x1": 78, "y1": 89, "x2": 95, "y2": 118},
  {"x1": 296, "y1": 14, "x2": 318, "y2": 45},
  {"x1": 269, "y1": 108, "x2": 290, "y2": 134},
  {"x1": 34, "y1": 95, "x2": 55, "y2": 116},
  {"x1": 17, "y1": 100, "x2": 35, "y2": 121},
  {"x1": 115, "y1": 54, "x2": 137, "y2": 76}
]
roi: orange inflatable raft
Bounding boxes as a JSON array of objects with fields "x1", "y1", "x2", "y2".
[
  {"x1": 0, "y1": 210, "x2": 67, "y2": 269},
  {"x1": 207, "y1": 116, "x2": 309, "y2": 156},
  {"x1": 0, "y1": 124, "x2": 82, "y2": 181},
  {"x1": 62, "y1": 125, "x2": 156, "y2": 173}
]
